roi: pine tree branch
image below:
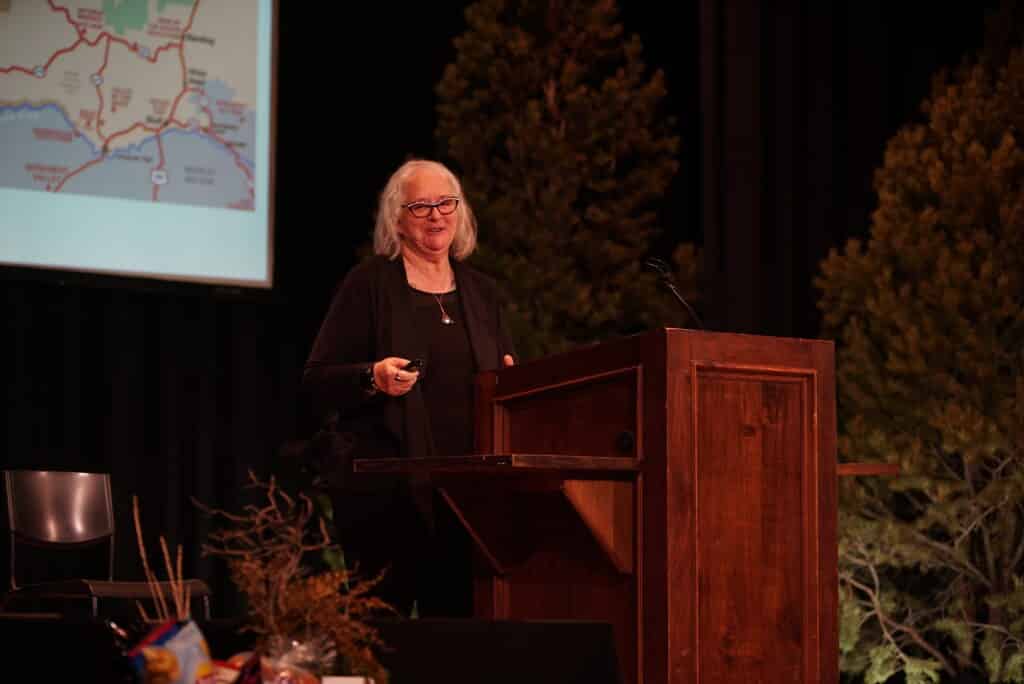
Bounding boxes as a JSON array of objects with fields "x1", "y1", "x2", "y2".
[
  {"x1": 982, "y1": 512, "x2": 999, "y2": 592},
  {"x1": 964, "y1": 458, "x2": 1002, "y2": 591},
  {"x1": 1011, "y1": 504, "x2": 1024, "y2": 570},
  {"x1": 966, "y1": 620, "x2": 1024, "y2": 652},
  {"x1": 954, "y1": 500, "x2": 1001, "y2": 546},
  {"x1": 843, "y1": 572, "x2": 955, "y2": 675},
  {"x1": 906, "y1": 528, "x2": 993, "y2": 589},
  {"x1": 933, "y1": 444, "x2": 963, "y2": 481},
  {"x1": 990, "y1": 454, "x2": 1015, "y2": 479}
]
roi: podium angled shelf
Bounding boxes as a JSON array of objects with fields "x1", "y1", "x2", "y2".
[
  {"x1": 837, "y1": 462, "x2": 901, "y2": 477},
  {"x1": 352, "y1": 328, "x2": 841, "y2": 684},
  {"x1": 352, "y1": 453, "x2": 640, "y2": 477}
]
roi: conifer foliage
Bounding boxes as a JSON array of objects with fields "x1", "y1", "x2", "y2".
[
  {"x1": 817, "y1": 49, "x2": 1024, "y2": 683},
  {"x1": 436, "y1": 0, "x2": 695, "y2": 358}
]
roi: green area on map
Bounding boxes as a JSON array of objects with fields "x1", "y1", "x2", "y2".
[{"x1": 103, "y1": 0, "x2": 195, "y2": 35}]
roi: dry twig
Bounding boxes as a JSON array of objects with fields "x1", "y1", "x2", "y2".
[
  {"x1": 194, "y1": 470, "x2": 394, "y2": 682},
  {"x1": 133, "y1": 495, "x2": 191, "y2": 622}
]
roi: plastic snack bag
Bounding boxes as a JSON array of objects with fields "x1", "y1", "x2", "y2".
[{"x1": 129, "y1": 619, "x2": 216, "y2": 684}]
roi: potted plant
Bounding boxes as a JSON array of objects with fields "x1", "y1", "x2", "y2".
[{"x1": 195, "y1": 471, "x2": 393, "y2": 683}]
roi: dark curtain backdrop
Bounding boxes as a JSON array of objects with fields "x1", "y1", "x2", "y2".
[
  {"x1": 0, "y1": 1, "x2": 998, "y2": 617},
  {"x1": 700, "y1": 0, "x2": 997, "y2": 335},
  {"x1": 0, "y1": 283, "x2": 308, "y2": 612}
]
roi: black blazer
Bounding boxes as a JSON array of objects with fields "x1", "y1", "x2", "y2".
[{"x1": 303, "y1": 255, "x2": 516, "y2": 461}]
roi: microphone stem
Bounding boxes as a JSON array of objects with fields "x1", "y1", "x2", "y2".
[{"x1": 663, "y1": 280, "x2": 704, "y2": 330}]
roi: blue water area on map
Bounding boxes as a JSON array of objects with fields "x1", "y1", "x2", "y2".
[
  {"x1": 59, "y1": 128, "x2": 251, "y2": 209},
  {"x1": 192, "y1": 79, "x2": 256, "y2": 169},
  {"x1": 60, "y1": 138, "x2": 159, "y2": 201},
  {"x1": 156, "y1": 129, "x2": 251, "y2": 208},
  {"x1": 0, "y1": 105, "x2": 100, "y2": 191},
  {"x1": 1, "y1": 103, "x2": 250, "y2": 209}
]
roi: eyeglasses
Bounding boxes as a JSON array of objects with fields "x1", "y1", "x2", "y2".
[{"x1": 403, "y1": 197, "x2": 460, "y2": 218}]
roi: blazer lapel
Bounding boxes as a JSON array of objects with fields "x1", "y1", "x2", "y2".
[
  {"x1": 379, "y1": 258, "x2": 434, "y2": 459},
  {"x1": 382, "y1": 258, "x2": 428, "y2": 362},
  {"x1": 453, "y1": 261, "x2": 493, "y2": 372}
]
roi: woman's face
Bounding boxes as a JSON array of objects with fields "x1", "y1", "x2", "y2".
[{"x1": 398, "y1": 168, "x2": 459, "y2": 261}]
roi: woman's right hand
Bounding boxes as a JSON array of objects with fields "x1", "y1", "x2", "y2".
[{"x1": 373, "y1": 357, "x2": 420, "y2": 396}]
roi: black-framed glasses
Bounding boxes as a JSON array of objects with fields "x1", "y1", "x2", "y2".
[{"x1": 403, "y1": 197, "x2": 460, "y2": 218}]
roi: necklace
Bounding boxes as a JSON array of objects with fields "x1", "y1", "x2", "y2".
[{"x1": 435, "y1": 292, "x2": 454, "y2": 325}]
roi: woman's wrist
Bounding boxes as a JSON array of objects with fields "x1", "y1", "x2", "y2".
[{"x1": 362, "y1": 363, "x2": 379, "y2": 396}]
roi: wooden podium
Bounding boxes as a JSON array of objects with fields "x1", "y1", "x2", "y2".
[{"x1": 355, "y1": 328, "x2": 845, "y2": 684}]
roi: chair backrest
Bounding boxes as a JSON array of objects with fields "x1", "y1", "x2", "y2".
[{"x1": 3, "y1": 470, "x2": 115, "y2": 590}]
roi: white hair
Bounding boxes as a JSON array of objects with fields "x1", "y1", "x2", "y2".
[{"x1": 373, "y1": 159, "x2": 478, "y2": 261}]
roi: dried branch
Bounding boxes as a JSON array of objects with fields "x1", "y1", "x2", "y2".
[
  {"x1": 132, "y1": 496, "x2": 170, "y2": 622},
  {"x1": 159, "y1": 536, "x2": 184, "y2": 619},
  {"x1": 132, "y1": 495, "x2": 195, "y2": 622},
  {"x1": 195, "y1": 470, "x2": 394, "y2": 682}
]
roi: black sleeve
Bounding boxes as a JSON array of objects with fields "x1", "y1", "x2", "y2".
[{"x1": 302, "y1": 264, "x2": 381, "y2": 419}]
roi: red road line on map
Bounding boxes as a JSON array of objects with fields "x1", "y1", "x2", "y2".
[
  {"x1": 201, "y1": 124, "x2": 254, "y2": 182},
  {"x1": 0, "y1": 65, "x2": 35, "y2": 76},
  {"x1": 104, "y1": 122, "x2": 158, "y2": 150},
  {"x1": 50, "y1": 0, "x2": 202, "y2": 190},
  {"x1": 152, "y1": 134, "x2": 167, "y2": 201},
  {"x1": 160, "y1": 0, "x2": 203, "y2": 129},
  {"x1": 48, "y1": 1, "x2": 74, "y2": 26},
  {"x1": 52, "y1": 153, "x2": 106, "y2": 192},
  {"x1": 45, "y1": 38, "x2": 88, "y2": 70},
  {"x1": 166, "y1": 87, "x2": 202, "y2": 131},
  {"x1": 7, "y1": 0, "x2": 250, "y2": 199},
  {"x1": 49, "y1": 0, "x2": 186, "y2": 63},
  {"x1": 4, "y1": 2, "x2": 194, "y2": 76},
  {"x1": 100, "y1": 0, "x2": 203, "y2": 149},
  {"x1": 164, "y1": 0, "x2": 205, "y2": 126},
  {"x1": 151, "y1": 42, "x2": 182, "y2": 64},
  {"x1": 94, "y1": 37, "x2": 113, "y2": 139}
]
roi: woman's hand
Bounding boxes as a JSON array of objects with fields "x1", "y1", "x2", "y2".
[
  {"x1": 373, "y1": 357, "x2": 420, "y2": 396},
  {"x1": 503, "y1": 354, "x2": 515, "y2": 367}
]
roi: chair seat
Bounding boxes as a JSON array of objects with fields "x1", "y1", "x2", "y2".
[
  {"x1": 3, "y1": 471, "x2": 214, "y2": 621},
  {"x1": 6, "y1": 578, "x2": 211, "y2": 600},
  {"x1": 2, "y1": 579, "x2": 213, "y2": 620},
  {"x1": 11, "y1": 577, "x2": 209, "y2": 597}
]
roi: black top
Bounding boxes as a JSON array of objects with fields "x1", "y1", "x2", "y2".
[
  {"x1": 409, "y1": 287, "x2": 476, "y2": 457},
  {"x1": 303, "y1": 255, "x2": 517, "y2": 462}
]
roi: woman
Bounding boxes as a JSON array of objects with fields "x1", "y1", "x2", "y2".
[{"x1": 303, "y1": 159, "x2": 516, "y2": 616}]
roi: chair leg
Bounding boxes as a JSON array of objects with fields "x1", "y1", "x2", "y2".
[
  {"x1": 91, "y1": 596, "x2": 99, "y2": 618},
  {"x1": 202, "y1": 595, "x2": 211, "y2": 621}
]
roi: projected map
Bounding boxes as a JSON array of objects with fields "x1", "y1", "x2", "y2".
[{"x1": 0, "y1": 0, "x2": 257, "y2": 211}]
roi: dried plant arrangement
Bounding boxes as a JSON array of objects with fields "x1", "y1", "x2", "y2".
[
  {"x1": 194, "y1": 470, "x2": 393, "y2": 682},
  {"x1": 132, "y1": 495, "x2": 192, "y2": 623}
]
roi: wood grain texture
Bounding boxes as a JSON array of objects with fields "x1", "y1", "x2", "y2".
[
  {"x1": 352, "y1": 328, "x2": 840, "y2": 684},
  {"x1": 563, "y1": 480, "x2": 635, "y2": 574},
  {"x1": 693, "y1": 366, "x2": 812, "y2": 682}
]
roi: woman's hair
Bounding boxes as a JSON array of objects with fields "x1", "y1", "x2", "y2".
[{"x1": 373, "y1": 159, "x2": 478, "y2": 261}]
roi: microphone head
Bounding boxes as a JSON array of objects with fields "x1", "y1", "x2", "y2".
[{"x1": 644, "y1": 257, "x2": 671, "y2": 276}]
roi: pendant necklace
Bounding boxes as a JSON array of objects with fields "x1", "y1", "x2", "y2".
[
  {"x1": 435, "y1": 292, "x2": 454, "y2": 325},
  {"x1": 407, "y1": 257, "x2": 455, "y2": 324}
]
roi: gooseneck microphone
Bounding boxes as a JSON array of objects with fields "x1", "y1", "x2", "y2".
[{"x1": 644, "y1": 257, "x2": 705, "y2": 330}]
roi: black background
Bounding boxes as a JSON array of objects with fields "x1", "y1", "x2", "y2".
[{"x1": 0, "y1": 1, "x2": 1002, "y2": 615}]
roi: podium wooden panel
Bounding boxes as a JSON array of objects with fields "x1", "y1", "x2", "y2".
[{"x1": 354, "y1": 328, "x2": 838, "y2": 684}]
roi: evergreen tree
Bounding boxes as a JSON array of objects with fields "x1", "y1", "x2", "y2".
[
  {"x1": 435, "y1": 0, "x2": 696, "y2": 358},
  {"x1": 817, "y1": 48, "x2": 1024, "y2": 683}
]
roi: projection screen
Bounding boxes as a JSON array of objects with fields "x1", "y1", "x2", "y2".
[{"x1": 0, "y1": 0, "x2": 276, "y2": 289}]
